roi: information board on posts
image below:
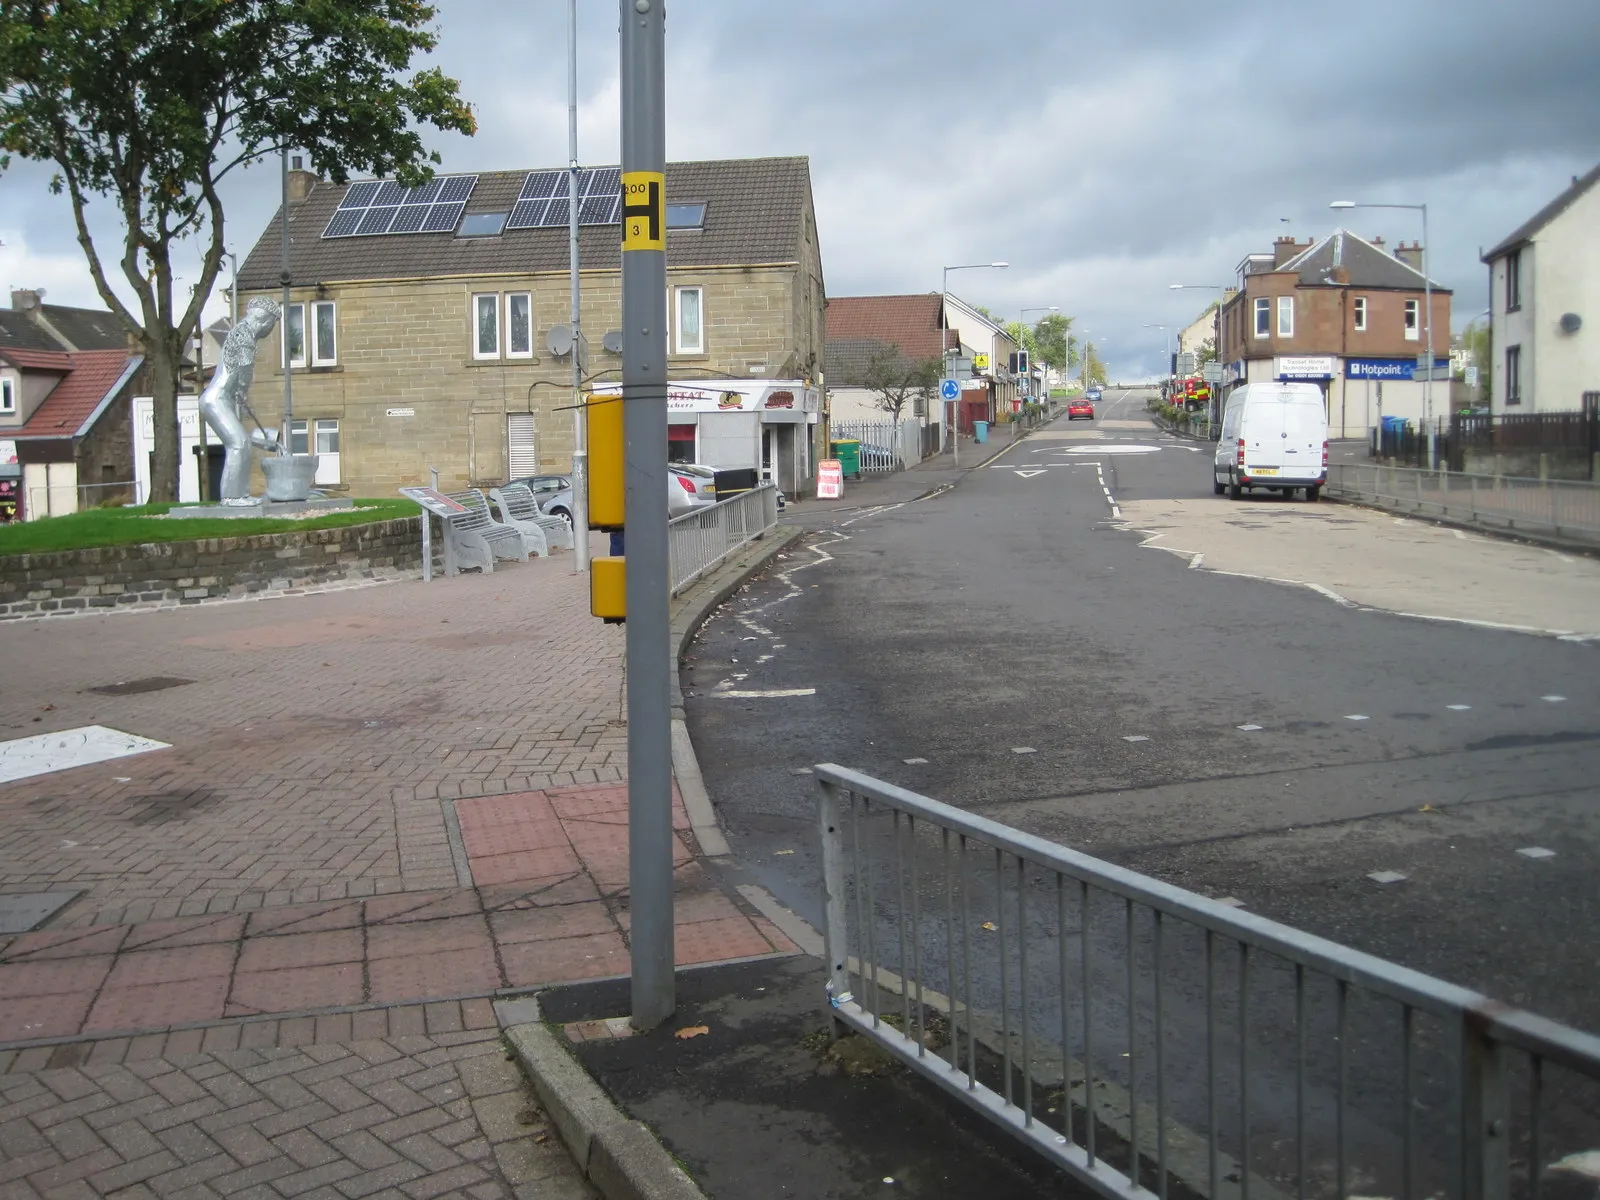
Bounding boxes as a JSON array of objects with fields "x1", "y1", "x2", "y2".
[
  {"x1": 816, "y1": 459, "x2": 844, "y2": 500},
  {"x1": 398, "y1": 487, "x2": 468, "y2": 517}
]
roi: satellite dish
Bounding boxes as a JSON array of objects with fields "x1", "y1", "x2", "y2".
[
  {"x1": 1560, "y1": 312, "x2": 1582, "y2": 334},
  {"x1": 545, "y1": 324, "x2": 573, "y2": 356},
  {"x1": 602, "y1": 330, "x2": 624, "y2": 354}
]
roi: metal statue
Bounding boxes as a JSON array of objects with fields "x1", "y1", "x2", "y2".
[{"x1": 198, "y1": 296, "x2": 281, "y2": 502}]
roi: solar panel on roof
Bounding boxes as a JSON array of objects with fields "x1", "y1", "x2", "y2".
[
  {"x1": 321, "y1": 175, "x2": 479, "y2": 238},
  {"x1": 421, "y1": 201, "x2": 465, "y2": 233},
  {"x1": 505, "y1": 166, "x2": 623, "y2": 230}
]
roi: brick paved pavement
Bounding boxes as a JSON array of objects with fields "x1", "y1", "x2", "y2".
[
  {"x1": 0, "y1": 545, "x2": 798, "y2": 1195},
  {"x1": 0, "y1": 1025, "x2": 593, "y2": 1199}
]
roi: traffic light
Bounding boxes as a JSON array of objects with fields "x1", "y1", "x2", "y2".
[{"x1": 1009, "y1": 350, "x2": 1030, "y2": 374}]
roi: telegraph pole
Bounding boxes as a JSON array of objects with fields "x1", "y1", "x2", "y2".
[{"x1": 620, "y1": 0, "x2": 673, "y2": 1030}]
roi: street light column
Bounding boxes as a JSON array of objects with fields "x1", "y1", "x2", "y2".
[{"x1": 940, "y1": 261, "x2": 1008, "y2": 466}]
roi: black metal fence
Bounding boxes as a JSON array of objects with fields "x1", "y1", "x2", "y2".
[{"x1": 1374, "y1": 406, "x2": 1600, "y2": 475}]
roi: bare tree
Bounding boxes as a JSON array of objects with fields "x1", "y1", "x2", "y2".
[{"x1": 862, "y1": 346, "x2": 943, "y2": 428}]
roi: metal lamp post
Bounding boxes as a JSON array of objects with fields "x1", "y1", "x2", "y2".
[
  {"x1": 1143, "y1": 324, "x2": 1171, "y2": 395},
  {"x1": 1331, "y1": 200, "x2": 1433, "y2": 465},
  {"x1": 1018, "y1": 306, "x2": 1058, "y2": 404},
  {"x1": 942, "y1": 262, "x2": 1008, "y2": 466}
]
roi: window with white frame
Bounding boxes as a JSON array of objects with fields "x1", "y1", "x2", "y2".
[
  {"x1": 506, "y1": 293, "x2": 533, "y2": 359},
  {"x1": 1277, "y1": 295, "x2": 1294, "y2": 338},
  {"x1": 1404, "y1": 299, "x2": 1420, "y2": 340},
  {"x1": 289, "y1": 418, "x2": 342, "y2": 484},
  {"x1": 472, "y1": 293, "x2": 500, "y2": 359},
  {"x1": 674, "y1": 286, "x2": 704, "y2": 355},
  {"x1": 1253, "y1": 297, "x2": 1270, "y2": 338},
  {"x1": 0, "y1": 377, "x2": 14, "y2": 415},
  {"x1": 283, "y1": 303, "x2": 307, "y2": 368},
  {"x1": 282, "y1": 302, "x2": 337, "y2": 368},
  {"x1": 1353, "y1": 297, "x2": 1367, "y2": 331},
  {"x1": 311, "y1": 301, "x2": 337, "y2": 366},
  {"x1": 1505, "y1": 345, "x2": 1522, "y2": 406}
]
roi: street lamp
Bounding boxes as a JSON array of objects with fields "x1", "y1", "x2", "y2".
[
  {"x1": 1143, "y1": 323, "x2": 1172, "y2": 391},
  {"x1": 1331, "y1": 199, "x2": 1434, "y2": 464},
  {"x1": 942, "y1": 261, "x2": 1009, "y2": 465},
  {"x1": 1018, "y1": 306, "x2": 1058, "y2": 401}
]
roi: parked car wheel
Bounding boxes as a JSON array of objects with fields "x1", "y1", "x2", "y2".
[
  {"x1": 547, "y1": 505, "x2": 573, "y2": 530},
  {"x1": 1305, "y1": 485, "x2": 1321, "y2": 502},
  {"x1": 1213, "y1": 478, "x2": 1226, "y2": 495},
  {"x1": 1228, "y1": 476, "x2": 1243, "y2": 500}
]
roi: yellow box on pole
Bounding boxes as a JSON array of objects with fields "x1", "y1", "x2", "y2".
[
  {"x1": 591, "y1": 555, "x2": 626, "y2": 622},
  {"x1": 586, "y1": 391, "x2": 625, "y2": 531}
]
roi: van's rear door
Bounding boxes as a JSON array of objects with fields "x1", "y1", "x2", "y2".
[
  {"x1": 1242, "y1": 392, "x2": 1286, "y2": 473},
  {"x1": 1280, "y1": 397, "x2": 1326, "y2": 479}
]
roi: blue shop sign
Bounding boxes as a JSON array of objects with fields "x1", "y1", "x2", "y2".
[{"x1": 1346, "y1": 357, "x2": 1449, "y2": 381}]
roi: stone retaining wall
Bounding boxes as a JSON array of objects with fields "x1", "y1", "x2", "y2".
[{"x1": 0, "y1": 516, "x2": 422, "y2": 619}]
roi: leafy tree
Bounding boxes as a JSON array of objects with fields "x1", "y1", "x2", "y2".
[
  {"x1": 1197, "y1": 337, "x2": 1218, "y2": 367},
  {"x1": 1456, "y1": 319, "x2": 1490, "y2": 393},
  {"x1": 862, "y1": 346, "x2": 942, "y2": 427},
  {"x1": 1032, "y1": 313, "x2": 1073, "y2": 373},
  {"x1": 0, "y1": 0, "x2": 475, "y2": 501},
  {"x1": 1083, "y1": 340, "x2": 1108, "y2": 388}
]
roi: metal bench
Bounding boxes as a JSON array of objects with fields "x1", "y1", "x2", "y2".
[
  {"x1": 488, "y1": 482, "x2": 573, "y2": 553},
  {"x1": 442, "y1": 491, "x2": 530, "y2": 571}
]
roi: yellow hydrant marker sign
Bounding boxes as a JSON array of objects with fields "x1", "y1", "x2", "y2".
[{"x1": 621, "y1": 171, "x2": 665, "y2": 251}]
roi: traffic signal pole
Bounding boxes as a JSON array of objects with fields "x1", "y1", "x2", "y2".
[{"x1": 619, "y1": 0, "x2": 673, "y2": 1031}]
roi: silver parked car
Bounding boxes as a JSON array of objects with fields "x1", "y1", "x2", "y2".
[{"x1": 536, "y1": 463, "x2": 719, "y2": 528}]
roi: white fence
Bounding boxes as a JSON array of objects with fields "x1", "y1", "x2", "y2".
[
  {"x1": 668, "y1": 483, "x2": 780, "y2": 596},
  {"x1": 829, "y1": 419, "x2": 923, "y2": 475},
  {"x1": 1326, "y1": 463, "x2": 1600, "y2": 546}
]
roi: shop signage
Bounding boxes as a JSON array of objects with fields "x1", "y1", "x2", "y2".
[
  {"x1": 816, "y1": 459, "x2": 844, "y2": 500},
  {"x1": 592, "y1": 381, "x2": 819, "y2": 415},
  {"x1": 1276, "y1": 356, "x2": 1336, "y2": 380},
  {"x1": 386, "y1": 407, "x2": 415, "y2": 418},
  {"x1": 0, "y1": 440, "x2": 14, "y2": 465},
  {"x1": 1345, "y1": 357, "x2": 1450, "y2": 381},
  {"x1": 1224, "y1": 359, "x2": 1246, "y2": 386}
]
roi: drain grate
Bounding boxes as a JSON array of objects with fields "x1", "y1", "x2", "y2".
[
  {"x1": 87, "y1": 676, "x2": 195, "y2": 697},
  {"x1": 0, "y1": 891, "x2": 81, "y2": 933}
]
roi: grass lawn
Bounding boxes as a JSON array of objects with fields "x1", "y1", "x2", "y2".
[{"x1": 0, "y1": 499, "x2": 421, "y2": 557}]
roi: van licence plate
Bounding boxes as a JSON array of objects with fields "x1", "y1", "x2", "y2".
[{"x1": 1251, "y1": 468, "x2": 1279, "y2": 476}]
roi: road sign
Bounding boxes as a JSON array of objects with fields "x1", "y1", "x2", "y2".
[
  {"x1": 1201, "y1": 364, "x2": 1224, "y2": 384},
  {"x1": 973, "y1": 353, "x2": 991, "y2": 372},
  {"x1": 1176, "y1": 352, "x2": 1197, "y2": 375},
  {"x1": 951, "y1": 357, "x2": 973, "y2": 376},
  {"x1": 940, "y1": 379, "x2": 960, "y2": 401},
  {"x1": 1466, "y1": 365, "x2": 1479, "y2": 389}
]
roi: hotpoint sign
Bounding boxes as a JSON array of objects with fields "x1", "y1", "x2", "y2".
[{"x1": 1346, "y1": 357, "x2": 1450, "y2": 381}]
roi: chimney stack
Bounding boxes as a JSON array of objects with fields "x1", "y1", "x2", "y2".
[
  {"x1": 1273, "y1": 236, "x2": 1311, "y2": 267},
  {"x1": 1371, "y1": 236, "x2": 1385, "y2": 249},
  {"x1": 9, "y1": 289, "x2": 43, "y2": 316},
  {"x1": 1394, "y1": 240, "x2": 1425, "y2": 271},
  {"x1": 286, "y1": 154, "x2": 319, "y2": 204}
]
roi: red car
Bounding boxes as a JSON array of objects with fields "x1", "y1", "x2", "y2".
[{"x1": 1068, "y1": 399, "x2": 1095, "y2": 420}]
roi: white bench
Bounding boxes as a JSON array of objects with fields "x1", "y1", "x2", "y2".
[{"x1": 489, "y1": 482, "x2": 573, "y2": 553}]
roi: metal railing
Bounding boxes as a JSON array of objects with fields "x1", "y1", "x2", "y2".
[
  {"x1": 831, "y1": 419, "x2": 920, "y2": 474},
  {"x1": 668, "y1": 483, "x2": 779, "y2": 596},
  {"x1": 1326, "y1": 463, "x2": 1600, "y2": 545},
  {"x1": 816, "y1": 764, "x2": 1600, "y2": 1200}
]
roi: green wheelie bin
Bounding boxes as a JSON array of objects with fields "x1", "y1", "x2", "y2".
[{"x1": 829, "y1": 438, "x2": 862, "y2": 478}]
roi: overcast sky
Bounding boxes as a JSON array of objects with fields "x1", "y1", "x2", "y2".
[{"x1": 3, "y1": 0, "x2": 1597, "y2": 380}]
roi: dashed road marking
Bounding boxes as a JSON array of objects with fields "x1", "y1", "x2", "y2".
[
  {"x1": 714, "y1": 688, "x2": 817, "y2": 699},
  {"x1": 1123, "y1": 735, "x2": 1150, "y2": 743},
  {"x1": 1517, "y1": 846, "x2": 1557, "y2": 859},
  {"x1": 1367, "y1": 870, "x2": 1408, "y2": 884},
  {"x1": 1011, "y1": 746, "x2": 1037, "y2": 755},
  {"x1": 790, "y1": 767, "x2": 814, "y2": 775},
  {"x1": 1543, "y1": 695, "x2": 1567, "y2": 703},
  {"x1": 1215, "y1": 896, "x2": 1246, "y2": 908},
  {"x1": 1345, "y1": 714, "x2": 1369, "y2": 721},
  {"x1": 1237, "y1": 724, "x2": 1263, "y2": 732},
  {"x1": 1447, "y1": 704, "x2": 1471, "y2": 711},
  {"x1": 903, "y1": 757, "x2": 929, "y2": 765}
]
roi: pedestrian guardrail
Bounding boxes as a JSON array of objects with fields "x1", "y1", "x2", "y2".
[
  {"x1": 1326, "y1": 463, "x2": 1600, "y2": 545},
  {"x1": 668, "y1": 483, "x2": 779, "y2": 596},
  {"x1": 815, "y1": 763, "x2": 1600, "y2": 1200}
]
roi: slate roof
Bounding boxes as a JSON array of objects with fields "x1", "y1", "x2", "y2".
[
  {"x1": 824, "y1": 294, "x2": 949, "y2": 385},
  {"x1": 1280, "y1": 229, "x2": 1449, "y2": 292},
  {"x1": 236, "y1": 156, "x2": 815, "y2": 289},
  {"x1": 1482, "y1": 162, "x2": 1600, "y2": 262},
  {"x1": 5, "y1": 349, "x2": 142, "y2": 440},
  {"x1": 0, "y1": 302, "x2": 127, "y2": 354}
]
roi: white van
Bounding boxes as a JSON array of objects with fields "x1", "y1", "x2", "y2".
[{"x1": 1213, "y1": 383, "x2": 1329, "y2": 501}]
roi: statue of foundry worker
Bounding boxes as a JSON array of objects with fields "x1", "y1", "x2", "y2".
[{"x1": 198, "y1": 296, "x2": 283, "y2": 502}]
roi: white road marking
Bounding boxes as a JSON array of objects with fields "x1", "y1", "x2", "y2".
[
  {"x1": 1543, "y1": 695, "x2": 1567, "y2": 703},
  {"x1": 1188, "y1": 554, "x2": 1205, "y2": 569},
  {"x1": 1015, "y1": 470, "x2": 1047, "y2": 479},
  {"x1": 1237, "y1": 724, "x2": 1263, "y2": 732},
  {"x1": 1122, "y1": 735, "x2": 1150, "y2": 743},
  {"x1": 790, "y1": 767, "x2": 814, "y2": 775},
  {"x1": 1062, "y1": 444, "x2": 1164, "y2": 455},
  {"x1": 1215, "y1": 896, "x2": 1247, "y2": 908},
  {"x1": 903, "y1": 757, "x2": 929, "y2": 765},
  {"x1": 1011, "y1": 746, "x2": 1037, "y2": 755},
  {"x1": 1345, "y1": 714, "x2": 1370, "y2": 721},
  {"x1": 1517, "y1": 846, "x2": 1557, "y2": 859},
  {"x1": 713, "y1": 688, "x2": 817, "y2": 699},
  {"x1": 1367, "y1": 870, "x2": 1408, "y2": 884},
  {"x1": 0, "y1": 725, "x2": 170, "y2": 785},
  {"x1": 1447, "y1": 704, "x2": 1471, "y2": 711},
  {"x1": 1550, "y1": 1150, "x2": 1600, "y2": 1180}
]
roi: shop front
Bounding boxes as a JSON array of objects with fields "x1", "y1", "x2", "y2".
[{"x1": 591, "y1": 379, "x2": 821, "y2": 498}]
